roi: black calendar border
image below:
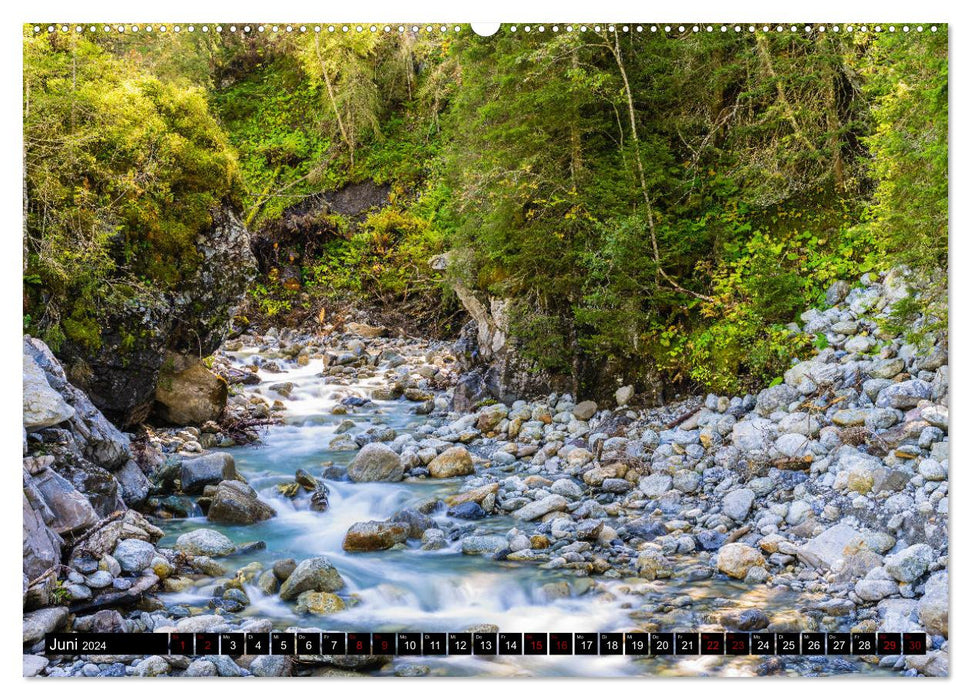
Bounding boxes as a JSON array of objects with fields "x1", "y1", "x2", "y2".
[{"x1": 42, "y1": 631, "x2": 929, "y2": 657}]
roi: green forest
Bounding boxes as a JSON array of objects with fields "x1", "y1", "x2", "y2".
[{"x1": 23, "y1": 24, "x2": 948, "y2": 398}]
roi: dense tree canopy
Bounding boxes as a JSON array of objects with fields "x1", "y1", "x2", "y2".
[{"x1": 23, "y1": 24, "x2": 948, "y2": 396}]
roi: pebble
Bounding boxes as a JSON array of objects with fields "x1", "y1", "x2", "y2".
[{"x1": 32, "y1": 277, "x2": 950, "y2": 677}]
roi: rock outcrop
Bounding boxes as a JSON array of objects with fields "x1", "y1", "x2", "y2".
[
  {"x1": 449, "y1": 294, "x2": 571, "y2": 410},
  {"x1": 441, "y1": 253, "x2": 661, "y2": 410},
  {"x1": 23, "y1": 353, "x2": 74, "y2": 430},
  {"x1": 23, "y1": 337, "x2": 161, "y2": 612},
  {"x1": 59, "y1": 209, "x2": 256, "y2": 427}
]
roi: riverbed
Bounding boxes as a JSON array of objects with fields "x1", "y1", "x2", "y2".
[{"x1": 156, "y1": 340, "x2": 889, "y2": 677}]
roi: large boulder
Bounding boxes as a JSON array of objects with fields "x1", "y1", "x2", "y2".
[
  {"x1": 53, "y1": 462, "x2": 125, "y2": 518},
  {"x1": 154, "y1": 354, "x2": 228, "y2": 425},
  {"x1": 389, "y1": 508, "x2": 437, "y2": 538},
  {"x1": 476, "y1": 403, "x2": 509, "y2": 432},
  {"x1": 22, "y1": 488, "x2": 63, "y2": 581},
  {"x1": 731, "y1": 418, "x2": 777, "y2": 454},
  {"x1": 114, "y1": 460, "x2": 152, "y2": 507},
  {"x1": 112, "y1": 538, "x2": 157, "y2": 574},
  {"x1": 825, "y1": 280, "x2": 851, "y2": 305},
  {"x1": 295, "y1": 591, "x2": 346, "y2": 615},
  {"x1": 23, "y1": 353, "x2": 74, "y2": 430},
  {"x1": 784, "y1": 359, "x2": 844, "y2": 391},
  {"x1": 347, "y1": 443, "x2": 404, "y2": 482},
  {"x1": 206, "y1": 480, "x2": 275, "y2": 525},
  {"x1": 797, "y1": 524, "x2": 882, "y2": 579},
  {"x1": 448, "y1": 501, "x2": 487, "y2": 519},
  {"x1": 878, "y1": 598, "x2": 922, "y2": 633},
  {"x1": 722, "y1": 488, "x2": 755, "y2": 522},
  {"x1": 755, "y1": 384, "x2": 800, "y2": 416},
  {"x1": 345, "y1": 322, "x2": 387, "y2": 338},
  {"x1": 639, "y1": 474, "x2": 673, "y2": 497},
  {"x1": 573, "y1": 400, "x2": 598, "y2": 421},
  {"x1": 428, "y1": 446, "x2": 475, "y2": 478},
  {"x1": 444, "y1": 483, "x2": 499, "y2": 508},
  {"x1": 636, "y1": 548, "x2": 673, "y2": 580},
  {"x1": 876, "y1": 380, "x2": 933, "y2": 410},
  {"x1": 342, "y1": 521, "x2": 409, "y2": 552},
  {"x1": 23, "y1": 655, "x2": 48, "y2": 677},
  {"x1": 180, "y1": 453, "x2": 240, "y2": 494},
  {"x1": 23, "y1": 607, "x2": 69, "y2": 645},
  {"x1": 511, "y1": 494, "x2": 569, "y2": 521},
  {"x1": 885, "y1": 544, "x2": 934, "y2": 583},
  {"x1": 854, "y1": 567, "x2": 899, "y2": 602},
  {"x1": 461, "y1": 535, "x2": 507, "y2": 555},
  {"x1": 28, "y1": 465, "x2": 98, "y2": 535},
  {"x1": 278, "y1": 557, "x2": 345, "y2": 600},
  {"x1": 615, "y1": 385, "x2": 635, "y2": 407}
]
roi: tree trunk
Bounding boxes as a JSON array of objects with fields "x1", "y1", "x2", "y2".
[
  {"x1": 315, "y1": 36, "x2": 354, "y2": 169},
  {"x1": 606, "y1": 31, "x2": 712, "y2": 302},
  {"x1": 569, "y1": 51, "x2": 583, "y2": 191},
  {"x1": 755, "y1": 34, "x2": 815, "y2": 152},
  {"x1": 822, "y1": 39, "x2": 846, "y2": 191}
]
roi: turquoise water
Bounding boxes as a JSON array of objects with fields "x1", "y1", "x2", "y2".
[{"x1": 155, "y1": 347, "x2": 882, "y2": 677}]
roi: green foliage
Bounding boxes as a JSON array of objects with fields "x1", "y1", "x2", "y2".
[
  {"x1": 508, "y1": 303, "x2": 574, "y2": 377},
  {"x1": 863, "y1": 26, "x2": 948, "y2": 332},
  {"x1": 308, "y1": 202, "x2": 446, "y2": 306},
  {"x1": 23, "y1": 29, "x2": 240, "y2": 351},
  {"x1": 666, "y1": 201, "x2": 876, "y2": 392},
  {"x1": 672, "y1": 32, "x2": 871, "y2": 206},
  {"x1": 443, "y1": 28, "x2": 907, "y2": 395},
  {"x1": 22, "y1": 26, "x2": 948, "y2": 397},
  {"x1": 50, "y1": 581, "x2": 71, "y2": 605},
  {"x1": 881, "y1": 294, "x2": 936, "y2": 347},
  {"x1": 248, "y1": 278, "x2": 296, "y2": 319},
  {"x1": 206, "y1": 31, "x2": 457, "y2": 329},
  {"x1": 213, "y1": 50, "x2": 332, "y2": 227}
]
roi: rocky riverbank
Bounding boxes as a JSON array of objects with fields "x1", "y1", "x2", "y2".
[{"x1": 23, "y1": 270, "x2": 948, "y2": 677}]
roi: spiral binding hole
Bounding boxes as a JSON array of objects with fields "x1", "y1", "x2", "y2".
[{"x1": 25, "y1": 23, "x2": 937, "y2": 38}]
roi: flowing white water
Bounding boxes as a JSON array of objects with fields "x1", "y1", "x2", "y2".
[{"x1": 157, "y1": 344, "x2": 880, "y2": 677}]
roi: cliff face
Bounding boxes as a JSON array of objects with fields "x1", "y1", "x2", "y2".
[
  {"x1": 445, "y1": 273, "x2": 660, "y2": 411},
  {"x1": 62, "y1": 209, "x2": 256, "y2": 428},
  {"x1": 449, "y1": 295, "x2": 571, "y2": 412}
]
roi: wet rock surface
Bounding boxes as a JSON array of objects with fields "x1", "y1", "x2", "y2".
[{"x1": 25, "y1": 272, "x2": 949, "y2": 677}]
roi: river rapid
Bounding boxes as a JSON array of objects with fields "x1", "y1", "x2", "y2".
[{"x1": 154, "y1": 337, "x2": 886, "y2": 678}]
